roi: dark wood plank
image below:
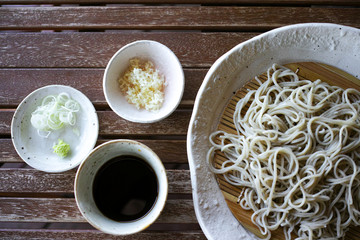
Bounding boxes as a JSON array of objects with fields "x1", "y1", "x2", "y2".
[
  {"x1": 96, "y1": 110, "x2": 190, "y2": 136},
  {"x1": 0, "y1": 110, "x2": 12, "y2": 136},
  {"x1": 0, "y1": 32, "x2": 255, "y2": 68},
  {"x1": 0, "y1": 229, "x2": 206, "y2": 240},
  {"x1": 0, "y1": 68, "x2": 206, "y2": 107},
  {"x1": 0, "y1": 109, "x2": 191, "y2": 136},
  {"x1": 1, "y1": 0, "x2": 360, "y2": 5},
  {"x1": 0, "y1": 169, "x2": 191, "y2": 194},
  {"x1": 0, "y1": 198, "x2": 197, "y2": 223},
  {"x1": 0, "y1": 139, "x2": 17, "y2": 162},
  {"x1": 0, "y1": 6, "x2": 359, "y2": 30},
  {"x1": 0, "y1": 169, "x2": 76, "y2": 195},
  {"x1": 0, "y1": 0, "x2": 360, "y2": 5},
  {"x1": 0, "y1": 139, "x2": 188, "y2": 164}
]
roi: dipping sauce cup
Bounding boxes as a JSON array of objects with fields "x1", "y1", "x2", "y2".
[{"x1": 74, "y1": 139, "x2": 168, "y2": 235}]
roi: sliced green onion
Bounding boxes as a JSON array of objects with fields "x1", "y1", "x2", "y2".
[
  {"x1": 30, "y1": 92, "x2": 80, "y2": 137},
  {"x1": 57, "y1": 93, "x2": 70, "y2": 103},
  {"x1": 41, "y1": 95, "x2": 56, "y2": 106}
]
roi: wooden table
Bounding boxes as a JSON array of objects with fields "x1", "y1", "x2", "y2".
[{"x1": 0, "y1": 1, "x2": 359, "y2": 239}]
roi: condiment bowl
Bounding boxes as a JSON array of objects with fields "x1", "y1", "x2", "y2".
[
  {"x1": 103, "y1": 40, "x2": 184, "y2": 123},
  {"x1": 74, "y1": 139, "x2": 168, "y2": 235}
]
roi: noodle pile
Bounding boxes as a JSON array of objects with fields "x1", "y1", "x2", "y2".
[{"x1": 207, "y1": 64, "x2": 360, "y2": 239}]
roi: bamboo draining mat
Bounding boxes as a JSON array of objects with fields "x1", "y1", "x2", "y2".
[{"x1": 212, "y1": 62, "x2": 360, "y2": 240}]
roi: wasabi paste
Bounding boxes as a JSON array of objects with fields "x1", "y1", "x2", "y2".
[{"x1": 53, "y1": 139, "x2": 70, "y2": 158}]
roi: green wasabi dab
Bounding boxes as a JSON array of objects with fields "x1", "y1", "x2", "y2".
[{"x1": 53, "y1": 139, "x2": 70, "y2": 158}]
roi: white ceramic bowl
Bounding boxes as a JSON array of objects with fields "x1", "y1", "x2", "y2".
[
  {"x1": 74, "y1": 139, "x2": 168, "y2": 235},
  {"x1": 103, "y1": 40, "x2": 184, "y2": 123},
  {"x1": 11, "y1": 85, "x2": 99, "y2": 173},
  {"x1": 187, "y1": 23, "x2": 360, "y2": 240}
]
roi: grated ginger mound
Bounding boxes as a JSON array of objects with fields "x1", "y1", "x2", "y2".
[{"x1": 119, "y1": 58, "x2": 165, "y2": 111}]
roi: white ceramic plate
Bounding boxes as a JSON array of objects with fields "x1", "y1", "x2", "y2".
[
  {"x1": 11, "y1": 85, "x2": 99, "y2": 173},
  {"x1": 187, "y1": 23, "x2": 360, "y2": 240}
]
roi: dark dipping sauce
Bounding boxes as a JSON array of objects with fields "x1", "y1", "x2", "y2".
[{"x1": 92, "y1": 155, "x2": 158, "y2": 222}]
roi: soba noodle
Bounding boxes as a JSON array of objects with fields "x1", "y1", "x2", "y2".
[{"x1": 207, "y1": 64, "x2": 360, "y2": 240}]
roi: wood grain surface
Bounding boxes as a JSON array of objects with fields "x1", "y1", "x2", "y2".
[
  {"x1": 0, "y1": 198, "x2": 196, "y2": 223},
  {"x1": 0, "y1": 229, "x2": 207, "y2": 240},
  {"x1": 0, "y1": 139, "x2": 188, "y2": 163},
  {"x1": 0, "y1": 110, "x2": 191, "y2": 136},
  {"x1": 0, "y1": 169, "x2": 191, "y2": 194},
  {"x1": 0, "y1": 68, "x2": 207, "y2": 107},
  {"x1": 212, "y1": 62, "x2": 360, "y2": 239},
  {"x1": 0, "y1": 6, "x2": 359, "y2": 30},
  {"x1": 0, "y1": 32, "x2": 255, "y2": 68},
  {"x1": 1, "y1": 0, "x2": 360, "y2": 5},
  {"x1": 1, "y1": 1, "x2": 360, "y2": 239}
]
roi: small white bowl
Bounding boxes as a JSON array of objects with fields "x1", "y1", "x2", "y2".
[
  {"x1": 103, "y1": 40, "x2": 184, "y2": 123},
  {"x1": 11, "y1": 85, "x2": 99, "y2": 173},
  {"x1": 74, "y1": 139, "x2": 168, "y2": 235}
]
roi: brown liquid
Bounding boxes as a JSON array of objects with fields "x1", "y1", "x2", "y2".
[{"x1": 92, "y1": 155, "x2": 158, "y2": 222}]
